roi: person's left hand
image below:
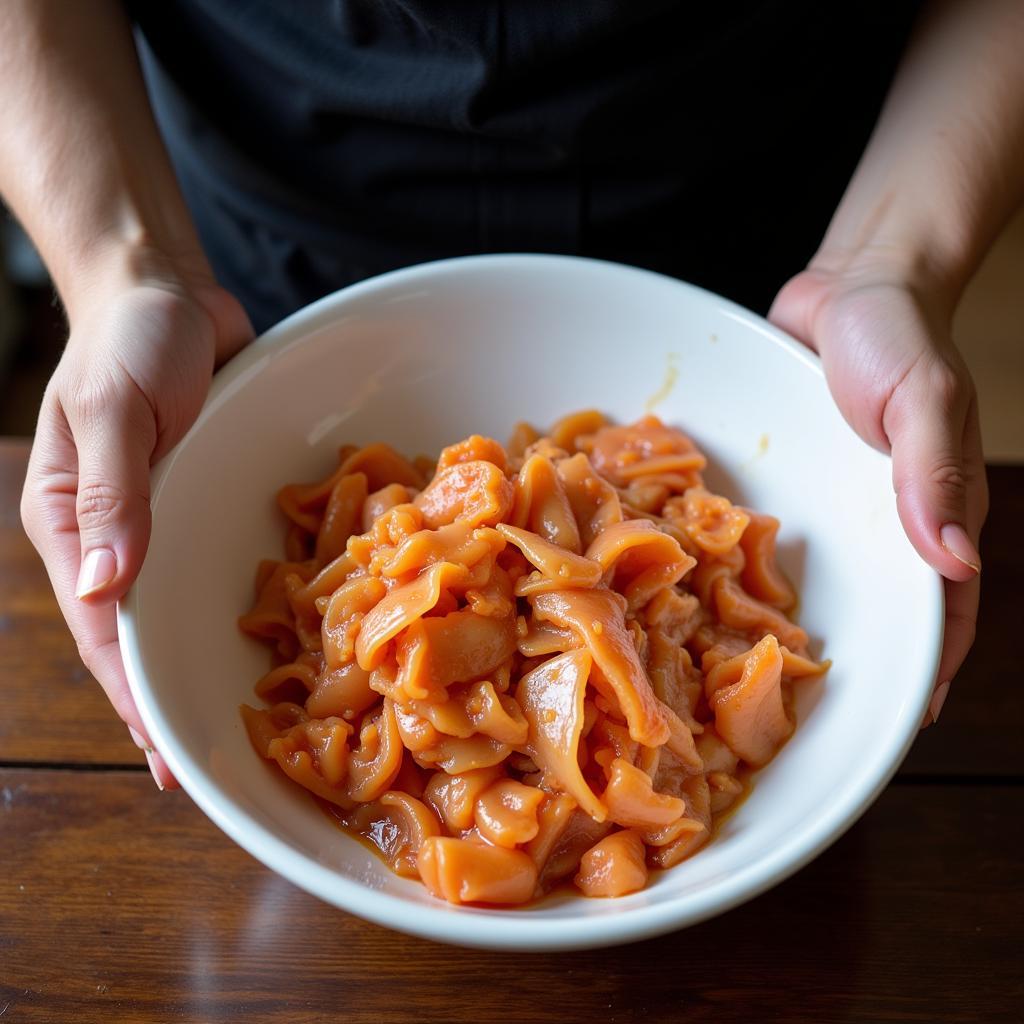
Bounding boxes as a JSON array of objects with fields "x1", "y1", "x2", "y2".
[{"x1": 769, "y1": 254, "x2": 987, "y2": 726}]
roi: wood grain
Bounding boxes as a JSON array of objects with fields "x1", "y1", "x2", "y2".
[
  {"x1": 1, "y1": 770, "x2": 1020, "y2": 1024},
  {"x1": 3, "y1": 439, "x2": 1023, "y2": 1023}
]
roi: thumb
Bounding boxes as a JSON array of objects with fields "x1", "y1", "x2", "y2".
[
  {"x1": 885, "y1": 363, "x2": 981, "y2": 582},
  {"x1": 767, "y1": 270, "x2": 829, "y2": 353},
  {"x1": 68, "y1": 387, "x2": 157, "y2": 604}
]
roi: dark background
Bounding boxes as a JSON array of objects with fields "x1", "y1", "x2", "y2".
[{"x1": 2, "y1": 207, "x2": 1020, "y2": 453}]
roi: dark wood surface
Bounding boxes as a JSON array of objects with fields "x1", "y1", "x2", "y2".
[{"x1": 2, "y1": 440, "x2": 1021, "y2": 1023}]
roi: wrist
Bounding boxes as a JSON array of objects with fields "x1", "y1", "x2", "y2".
[
  {"x1": 806, "y1": 232, "x2": 965, "y2": 324},
  {"x1": 59, "y1": 224, "x2": 215, "y2": 326},
  {"x1": 809, "y1": 163, "x2": 990, "y2": 314}
]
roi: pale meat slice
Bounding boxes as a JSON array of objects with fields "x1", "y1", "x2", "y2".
[
  {"x1": 516, "y1": 649, "x2": 606, "y2": 822},
  {"x1": 530, "y1": 589, "x2": 669, "y2": 747}
]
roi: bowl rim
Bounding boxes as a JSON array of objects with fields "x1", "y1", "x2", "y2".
[{"x1": 118, "y1": 252, "x2": 943, "y2": 951}]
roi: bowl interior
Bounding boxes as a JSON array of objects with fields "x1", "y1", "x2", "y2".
[{"x1": 120, "y1": 255, "x2": 941, "y2": 950}]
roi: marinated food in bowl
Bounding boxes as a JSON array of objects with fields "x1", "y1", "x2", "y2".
[{"x1": 239, "y1": 411, "x2": 829, "y2": 905}]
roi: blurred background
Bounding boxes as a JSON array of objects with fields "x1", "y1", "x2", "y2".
[{"x1": 1, "y1": 208, "x2": 1021, "y2": 456}]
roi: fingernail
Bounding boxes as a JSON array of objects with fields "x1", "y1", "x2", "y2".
[
  {"x1": 144, "y1": 749, "x2": 166, "y2": 791},
  {"x1": 929, "y1": 680, "x2": 951, "y2": 724},
  {"x1": 75, "y1": 547, "x2": 117, "y2": 598},
  {"x1": 128, "y1": 726, "x2": 151, "y2": 752},
  {"x1": 939, "y1": 524, "x2": 980, "y2": 574}
]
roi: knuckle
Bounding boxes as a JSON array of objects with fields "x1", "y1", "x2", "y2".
[
  {"x1": 929, "y1": 459, "x2": 968, "y2": 495},
  {"x1": 66, "y1": 375, "x2": 117, "y2": 423},
  {"x1": 19, "y1": 475, "x2": 60, "y2": 551},
  {"x1": 76, "y1": 637, "x2": 102, "y2": 678},
  {"x1": 76, "y1": 481, "x2": 132, "y2": 528},
  {"x1": 928, "y1": 458, "x2": 969, "y2": 502},
  {"x1": 65, "y1": 375, "x2": 159, "y2": 454}
]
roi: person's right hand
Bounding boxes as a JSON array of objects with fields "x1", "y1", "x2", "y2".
[{"x1": 20, "y1": 251, "x2": 253, "y2": 788}]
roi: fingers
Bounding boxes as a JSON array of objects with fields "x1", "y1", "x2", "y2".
[
  {"x1": 938, "y1": 573, "x2": 981, "y2": 694},
  {"x1": 66, "y1": 607, "x2": 179, "y2": 791},
  {"x1": 22, "y1": 395, "x2": 178, "y2": 790},
  {"x1": 885, "y1": 358, "x2": 982, "y2": 583},
  {"x1": 65, "y1": 383, "x2": 157, "y2": 605},
  {"x1": 19, "y1": 281, "x2": 239, "y2": 795},
  {"x1": 29, "y1": 505, "x2": 179, "y2": 791},
  {"x1": 23, "y1": 413, "x2": 144, "y2": 732},
  {"x1": 127, "y1": 726, "x2": 178, "y2": 790},
  {"x1": 87, "y1": 638, "x2": 178, "y2": 791},
  {"x1": 922, "y1": 399, "x2": 986, "y2": 728},
  {"x1": 771, "y1": 271, "x2": 985, "y2": 732},
  {"x1": 921, "y1": 572, "x2": 981, "y2": 730},
  {"x1": 917, "y1": 396, "x2": 986, "y2": 729},
  {"x1": 79, "y1": 629, "x2": 178, "y2": 791}
]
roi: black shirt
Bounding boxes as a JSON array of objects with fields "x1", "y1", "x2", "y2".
[{"x1": 129, "y1": 1, "x2": 921, "y2": 330}]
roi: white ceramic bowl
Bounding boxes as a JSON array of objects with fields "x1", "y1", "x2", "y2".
[{"x1": 119, "y1": 254, "x2": 942, "y2": 951}]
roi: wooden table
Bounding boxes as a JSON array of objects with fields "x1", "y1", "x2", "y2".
[{"x1": 2, "y1": 438, "x2": 1021, "y2": 1024}]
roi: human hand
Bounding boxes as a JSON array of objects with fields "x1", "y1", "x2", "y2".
[
  {"x1": 21, "y1": 250, "x2": 253, "y2": 786},
  {"x1": 769, "y1": 254, "x2": 987, "y2": 727}
]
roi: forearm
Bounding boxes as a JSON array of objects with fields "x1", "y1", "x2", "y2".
[
  {"x1": 812, "y1": 0, "x2": 1024, "y2": 301},
  {"x1": 0, "y1": 0, "x2": 205, "y2": 318}
]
